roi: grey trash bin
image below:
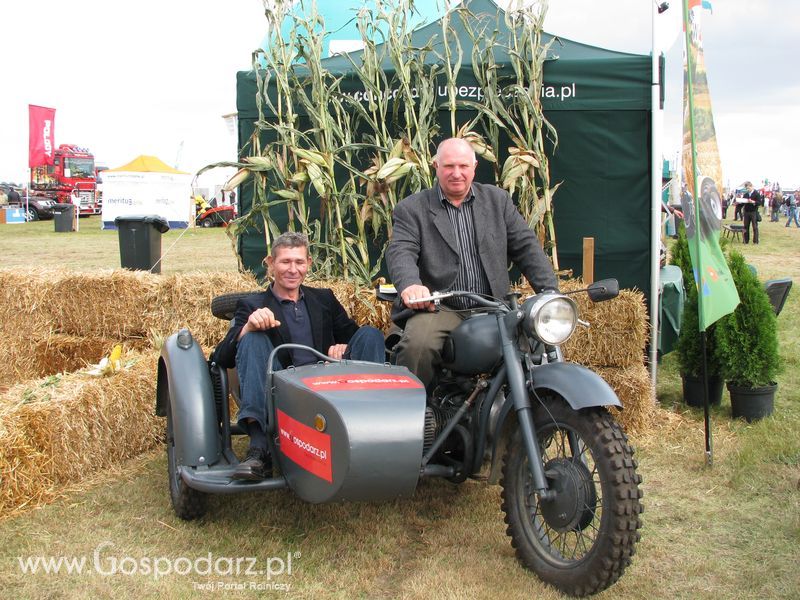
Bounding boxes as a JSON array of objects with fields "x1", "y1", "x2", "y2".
[
  {"x1": 114, "y1": 215, "x2": 170, "y2": 273},
  {"x1": 52, "y1": 204, "x2": 75, "y2": 232}
]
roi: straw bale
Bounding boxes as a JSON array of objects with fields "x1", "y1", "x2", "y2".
[
  {"x1": 145, "y1": 271, "x2": 261, "y2": 348},
  {"x1": 0, "y1": 351, "x2": 161, "y2": 517},
  {"x1": 43, "y1": 269, "x2": 158, "y2": 339},
  {"x1": 594, "y1": 363, "x2": 655, "y2": 435},
  {"x1": 0, "y1": 268, "x2": 58, "y2": 341}
]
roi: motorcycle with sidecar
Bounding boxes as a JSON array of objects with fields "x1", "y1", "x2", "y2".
[{"x1": 156, "y1": 279, "x2": 642, "y2": 597}]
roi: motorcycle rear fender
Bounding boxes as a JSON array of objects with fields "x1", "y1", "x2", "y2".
[
  {"x1": 484, "y1": 361, "x2": 621, "y2": 484},
  {"x1": 156, "y1": 330, "x2": 221, "y2": 468}
]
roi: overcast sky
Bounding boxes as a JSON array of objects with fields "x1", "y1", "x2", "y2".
[{"x1": 1, "y1": 0, "x2": 797, "y2": 190}]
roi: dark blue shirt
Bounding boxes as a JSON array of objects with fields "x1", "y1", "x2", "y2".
[{"x1": 275, "y1": 291, "x2": 316, "y2": 366}]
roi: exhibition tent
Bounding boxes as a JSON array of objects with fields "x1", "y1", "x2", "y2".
[
  {"x1": 101, "y1": 155, "x2": 192, "y2": 229},
  {"x1": 234, "y1": 0, "x2": 659, "y2": 302}
]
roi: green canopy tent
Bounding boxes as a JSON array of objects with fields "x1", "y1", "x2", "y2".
[{"x1": 234, "y1": 0, "x2": 659, "y2": 305}]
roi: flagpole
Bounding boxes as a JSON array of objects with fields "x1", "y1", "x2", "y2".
[
  {"x1": 648, "y1": 0, "x2": 663, "y2": 396},
  {"x1": 26, "y1": 169, "x2": 30, "y2": 222},
  {"x1": 683, "y1": 0, "x2": 712, "y2": 466}
]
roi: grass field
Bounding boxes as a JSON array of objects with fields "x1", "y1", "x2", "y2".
[{"x1": 0, "y1": 215, "x2": 798, "y2": 599}]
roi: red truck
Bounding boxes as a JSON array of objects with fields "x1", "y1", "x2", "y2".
[{"x1": 30, "y1": 144, "x2": 101, "y2": 215}]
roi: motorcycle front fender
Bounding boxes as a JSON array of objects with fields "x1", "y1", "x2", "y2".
[
  {"x1": 530, "y1": 362, "x2": 622, "y2": 410},
  {"x1": 484, "y1": 361, "x2": 622, "y2": 485}
]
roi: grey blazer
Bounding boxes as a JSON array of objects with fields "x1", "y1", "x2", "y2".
[{"x1": 386, "y1": 182, "x2": 558, "y2": 323}]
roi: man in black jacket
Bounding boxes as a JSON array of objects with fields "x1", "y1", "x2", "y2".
[
  {"x1": 741, "y1": 181, "x2": 763, "y2": 244},
  {"x1": 215, "y1": 232, "x2": 384, "y2": 480}
]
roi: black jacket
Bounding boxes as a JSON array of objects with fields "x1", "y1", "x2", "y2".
[
  {"x1": 213, "y1": 285, "x2": 359, "y2": 368},
  {"x1": 742, "y1": 189, "x2": 762, "y2": 213}
]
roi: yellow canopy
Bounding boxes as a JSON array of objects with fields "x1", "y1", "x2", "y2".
[{"x1": 105, "y1": 155, "x2": 188, "y2": 174}]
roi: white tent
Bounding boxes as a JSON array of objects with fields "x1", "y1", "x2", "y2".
[{"x1": 101, "y1": 155, "x2": 192, "y2": 229}]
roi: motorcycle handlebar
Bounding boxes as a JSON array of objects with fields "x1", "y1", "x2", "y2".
[{"x1": 413, "y1": 291, "x2": 506, "y2": 310}]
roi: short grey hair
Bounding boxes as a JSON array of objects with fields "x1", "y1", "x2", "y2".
[{"x1": 270, "y1": 231, "x2": 309, "y2": 258}]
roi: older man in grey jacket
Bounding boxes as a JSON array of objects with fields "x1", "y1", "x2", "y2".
[{"x1": 386, "y1": 137, "x2": 558, "y2": 388}]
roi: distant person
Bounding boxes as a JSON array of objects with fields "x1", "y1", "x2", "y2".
[
  {"x1": 7, "y1": 187, "x2": 21, "y2": 205},
  {"x1": 229, "y1": 190, "x2": 236, "y2": 205},
  {"x1": 741, "y1": 181, "x2": 763, "y2": 244},
  {"x1": 785, "y1": 192, "x2": 799, "y2": 228},
  {"x1": 733, "y1": 192, "x2": 743, "y2": 221},
  {"x1": 0, "y1": 187, "x2": 8, "y2": 206},
  {"x1": 770, "y1": 192, "x2": 782, "y2": 222},
  {"x1": 70, "y1": 188, "x2": 81, "y2": 231}
]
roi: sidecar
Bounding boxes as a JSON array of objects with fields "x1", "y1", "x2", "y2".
[{"x1": 155, "y1": 301, "x2": 428, "y2": 520}]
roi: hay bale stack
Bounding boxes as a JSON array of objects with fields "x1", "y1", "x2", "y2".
[
  {"x1": 0, "y1": 351, "x2": 161, "y2": 517},
  {"x1": 0, "y1": 268, "x2": 261, "y2": 385},
  {"x1": 146, "y1": 271, "x2": 261, "y2": 348},
  {"x1": 596, "y1": 364, "x2": 654, "y2": 434},
  {"x1": 562, "y1": 288, "x2": 649, "y2": 369}
]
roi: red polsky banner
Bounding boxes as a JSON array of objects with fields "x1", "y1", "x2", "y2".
[{"x1": 28, "y1": 105, "x2": 56, "y2": 168}]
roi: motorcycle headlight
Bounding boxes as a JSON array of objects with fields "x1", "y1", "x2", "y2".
[{"x1": 522, "y1": 293, "x2": 578, "y2": 345}]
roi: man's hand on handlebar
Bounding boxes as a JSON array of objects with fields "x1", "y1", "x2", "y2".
[{"x1": 401, "y1": 284, "x2": 436, "y2": 311}]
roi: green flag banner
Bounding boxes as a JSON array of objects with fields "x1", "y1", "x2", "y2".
[{"x1": 682, "y1": 1, "x2": 739, "y2": 331}]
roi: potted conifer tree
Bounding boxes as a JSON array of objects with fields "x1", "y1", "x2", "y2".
[
  {"x1": 713, "y1": 250, "x2": 782, "y2": 421},
  {"x1": 671, "y1": 224, "x2": 723, "y2": 406}
]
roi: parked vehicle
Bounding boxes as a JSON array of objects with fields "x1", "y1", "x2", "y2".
[
  {"x1": 1, "y1": 186, "x2": 55, "y2": 221},
  {"x1": 30, "y1": 144, "x2": 100, "y2": 215},
  {"x1": 196, "y1": 205, "x2": 235, "y2": 228},
  {"x1": 157, "y1": 279, "x2": 643, "y2": 597}
]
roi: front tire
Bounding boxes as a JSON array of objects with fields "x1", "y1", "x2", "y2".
[
  {"x1": 25, "y1": 207, "x2": 39, "y2": 222},
  {"x1": 166, "y1": 389, "x2": 208, "y2": 520},
  {"x1": 501, "y1": 397, "x2": 642, "y2": 597}
]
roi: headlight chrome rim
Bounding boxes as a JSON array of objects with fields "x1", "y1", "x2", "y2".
[{"x1": 523, "y1": 293, "x2": 578, "y2": 345}]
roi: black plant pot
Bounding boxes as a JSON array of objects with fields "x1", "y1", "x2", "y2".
[
  {"x1": 727, "y1": 382, "x2": 777, "y2": 422},
  {"x1": 681, "y1": 373, "x2": 723, "y2": 407}
]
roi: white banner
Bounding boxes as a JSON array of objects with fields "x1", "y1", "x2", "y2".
[{"x1": 101, "y1": 171, "x2": 192, "y2": 229}]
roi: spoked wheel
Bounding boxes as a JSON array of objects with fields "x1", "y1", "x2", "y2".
[
  {"x1": 501, "y1": 397, "x2": 643, "y2": 597},
  {"x1": 25, "y1": 207, "x2": 39, "y2": 222},
  {"x1": 166, "y1": 390, "x2": 208, "y2": 520}
]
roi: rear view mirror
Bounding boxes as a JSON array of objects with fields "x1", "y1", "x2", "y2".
[{"x1": 587, "y1": 279, "x2": 619, "y2": 302}]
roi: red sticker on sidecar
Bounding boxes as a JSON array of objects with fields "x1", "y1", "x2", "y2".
[
  {"x1": 276, "y1": 409, "x2": 332, "y2": 482},
  {"x1": 301, "y1": 374, "x2": 423, "y2": 391}
]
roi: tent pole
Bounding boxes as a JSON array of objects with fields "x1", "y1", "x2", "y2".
[{"x1": 648, "y1": 1, "x2": 663, "y2": 398}]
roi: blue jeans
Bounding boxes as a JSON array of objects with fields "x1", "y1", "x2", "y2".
[
  {"x1": 786, "y1": 206, "x2": 800, "y2": 227},
  {"x1": 235, "y1": 326, "x2": 385, "y2": 431}
]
